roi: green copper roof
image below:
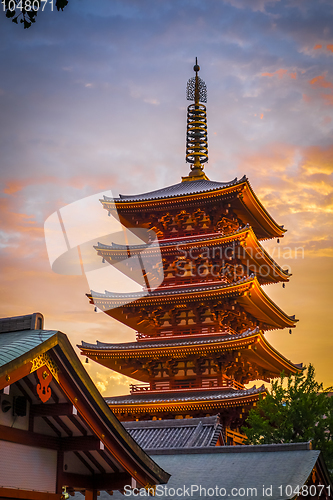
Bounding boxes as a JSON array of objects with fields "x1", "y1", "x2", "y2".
[{"x1": 0, "y1": 329, "x2": 58, "y2": 368}]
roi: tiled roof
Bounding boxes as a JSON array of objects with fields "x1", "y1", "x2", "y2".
[
  {"x1": 100, "y1": 442, "x2": 329, "y2": 500},
  {"x1": 80, "y1": 327, "x2": 259, "y2": 350},
  {"x1": 90, "y1": 273, "x2": 254, "y2": 300},
  {"x1": 96, "y1": 226, "x2": 249, "y2": 251},
  {"x1": 105, "y1": 385, "x2": 264, "y2": 405},
  {"x1": 0, "y1": 314, "x2": 170, "y2": 487},
  {"x1": 123, "y1": 416, "x2": 224, "y2": 450},
  {"x1": 104, "y1": 176, "x2": 246, "y2": 203},
  {"x1": 0, "y1": 329, "x2": 58, "y2": 368}
]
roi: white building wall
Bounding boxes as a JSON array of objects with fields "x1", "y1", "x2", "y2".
[{"x1": 0, "y1": 441, "x2": 57, "y2": 493}]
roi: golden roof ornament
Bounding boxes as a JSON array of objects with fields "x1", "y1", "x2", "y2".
[{"x1": 182, "y1": 57, "x2": 209, "y2": 182}]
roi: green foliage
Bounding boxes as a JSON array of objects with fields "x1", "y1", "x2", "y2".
[
  {"x1": 243, "y1": 364, "x2": 333, "y2": 474},
  {"x1": 2, "y1": 0, "x2": 68, "y2": 29}
]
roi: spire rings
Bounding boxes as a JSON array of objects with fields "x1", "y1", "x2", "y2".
[{"x1": 186, "y1": 103, "x2": 208, "y2": 165}]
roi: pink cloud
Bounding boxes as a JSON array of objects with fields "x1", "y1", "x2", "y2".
[
  {"x1": 309, "y1": 75, "x2": 333, "y2": 89},
  {"x1": 262, "y1": 69, "x2": 296, "y2": 80},
  {"x1": 302, "y1": 94, "x2": 312, "y2": 103},
  {"x1": 321, "y1": 93, "x2": 333, "y2": 106}
]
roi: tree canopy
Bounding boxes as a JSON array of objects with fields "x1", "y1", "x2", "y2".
[
  {"x1": 243, "y1": 364, "x2": 333, "y2": 474},
  {"x1": 2, "y1": 0, "x2": 68, "y2": 28}
]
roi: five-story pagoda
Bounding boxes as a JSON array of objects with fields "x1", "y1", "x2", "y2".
[{"x1": 80, "y1": 61, "x2": 300, "y2": 440}]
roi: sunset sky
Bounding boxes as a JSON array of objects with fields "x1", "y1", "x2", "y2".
[{"x1": 0, "y1": 0, "x2": 332, "y2": 396}]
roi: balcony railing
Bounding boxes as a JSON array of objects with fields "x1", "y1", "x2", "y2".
[
  {"x1": 225, "y1": 429, "x2": 247, "y2": 445},
  {"x1": 136, "y1": 325, "x2": 238, "y2": 341},
  {"x1": 129, "y1": 377, "x2": 244, "y2": 394}
]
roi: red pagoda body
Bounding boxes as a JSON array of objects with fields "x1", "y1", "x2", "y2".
[{"x1": 80, "y1": 61, "x2": 299, "y2": 443}]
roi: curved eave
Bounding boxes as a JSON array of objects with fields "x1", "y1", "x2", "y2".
[
  {"x1": 88, "y1": 276, "x2": 297, "y2": 331},
  {"x1": 101, "y1": 178, "x2": 285, "y2": 240},
  {"x1": 238, "y1": 180, "x2": 286, "y2": 240},
  {"x1": 79, "y1": 330, "x2": 300, "y2": 382},
  {"x1": 237, "y1": 277, "x2": 297, "y2": 330},
  {"x1": 240, "y1": 228, "x2": 289, "y2": 283},
  {"x1": 105, "y1": 388, "x2": 266, "y2": 413},
  {"x1": 94, "y1": 226, "x2": 289, "y2": 284},
  {"x1": 254, "y1": 333, "x2": 300, "y2": 376},
  {"x1": 100, "y1": 181, "x2": 244, "y2": 213}
]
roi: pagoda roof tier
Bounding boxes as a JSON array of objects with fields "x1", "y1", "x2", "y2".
[
  {"x1": 115, "y1": 177, "x2": 242, "y2": 202},
  {"x1": 102, "y1": 176, "x2": 286, "y2": 240},
  {"x1": 79, "y1": 329, "x2": 300, "y2": 383},
  {"x1": 88, "y1": 275, "x2": 298, "y2": 331},
  {"x1": 104, "y1": 386, "x2": 265, "y2": 416},
  {"x1": 95, "y1": 226, "x2": 290, "y2": 285}
]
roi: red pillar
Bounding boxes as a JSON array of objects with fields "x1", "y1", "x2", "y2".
[{"x1": 85, "y1": 490, "x2": 98, "y2": 500}]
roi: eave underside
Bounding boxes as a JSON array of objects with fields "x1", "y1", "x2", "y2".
[
  {"x1": 95, "y1": 226, "x2": 290, "y2": 285},
  {"x1": 105, "y1": 387, "x2": 265, "y2": 416},
  {"x1": 88, "y1": 276, "x2": 297, "y2": 333},
  {"x1": 80, "y1": 331, "x2": 300, "y2": 384}
]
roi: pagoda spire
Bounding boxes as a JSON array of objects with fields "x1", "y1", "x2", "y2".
[{"x1": 183, "y1": 58, "x2": 209, "y2": 182}]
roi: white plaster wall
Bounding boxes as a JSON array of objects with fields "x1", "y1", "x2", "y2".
[{"x1": 0, "y1": 441, "x2": 57, "y2": 493}]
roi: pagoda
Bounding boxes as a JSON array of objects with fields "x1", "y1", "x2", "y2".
[{"x1": 80, "y1": 60, "x2": 300, "y2": 439}]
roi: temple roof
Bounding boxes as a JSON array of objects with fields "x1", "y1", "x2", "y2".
[
  {"x1": 90, "y1": 273, "x2": 254, "y2": 300},
  {"x1": 0, "y1": 328, "x2": 58, "y2": 368},
  {"x1": 105, "y1": 385, "x2": 264, "y2": 405},
  {"x1": 101, "y1": 442, "x2": 333, "y2": 500},
  {"x1": 80, "y1": 327, "x2": 258, "y2": 351},
  {"x1": 80, "y1": 328, "x2": 300, "y2": 382},
  {"x1": 88, "y1": 275, "x2": 298, "y2": 331},
  {"x1": 111, "y1": 177, "x2": 243, "y2": 202},
  {"x1": 0, "y1": 313, "x2": 170, "y2": 489},
  {"x1": 102, "y1": 176, "x2": 286, "y2": 240},
  {"x1": 123, "y1": 416, "x2": 224, "y2": 450},
  {"x1": 95, "y1": 225, "x2": 290, "y2": 284}
]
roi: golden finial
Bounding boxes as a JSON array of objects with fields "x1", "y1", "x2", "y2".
[{"x1": 183, "y1": 58, "x2": 209, "y2": 182}]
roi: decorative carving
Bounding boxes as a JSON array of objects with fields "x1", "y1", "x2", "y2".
[
  {"x1": 217, "y1": 217, "x2": 240, "y2": 235},
  {"x1": 194, "y1": 357, "x2": 206, "y2": 376},
  {"x1": 165, "y1": 359, "x2": 178, "y2": 377},
  {"x1": 174, "y1": 210, "x2": 189, "y2": 229},
  {"x1": 36, "y1": 365, "x2": 52, "y2": 403},
  {"x1": 30, "y1": 352, "x2": 59, "y2": 382},
  {"x1": 160, "y1": 213, "x2": 173, "y2": 230},
  {"x1": 186, "y1": 76, "x2": 207, "y2": 103},
  {"x1": 143, "y1": 360, "x2": 159, "y2": 377}
]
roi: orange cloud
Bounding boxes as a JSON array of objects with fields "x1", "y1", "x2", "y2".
[
  {"x1": 260, "y1": 113, "x2": 264, "y2": 119},
  {"x1": 262, "y1": 69, "x2": 288, "y2": 79},
  {"x1": 3, "y1": 177, "x2": 64, "y2": 195},
  {"x1": 262, "y1": 69, "x2": 296, "y2": 80},
  {"x1": 3, "y1": 174, "x2": 119, "y2": 197},
  {"x1": 302, "y1": 94, "x2": 312, "y2": 103},
  {"x1": 309, "y1": 75, "x2": 333, "y2": 89},
  {"x1": 321, "y1": 93, "x2": 333, "y2": 106},
  {"x1": 301, "y1": 144, "x2": 333, "y2": 175},
  {"x1": 322, "y1": 116, "x2": 332, "y2": 125},
  {"x1": 327, "y1": 44, "x2": 333, "y2": 53},
  {"x1": 314, "y1": 44, "x2": 322, "y2": 50}
]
